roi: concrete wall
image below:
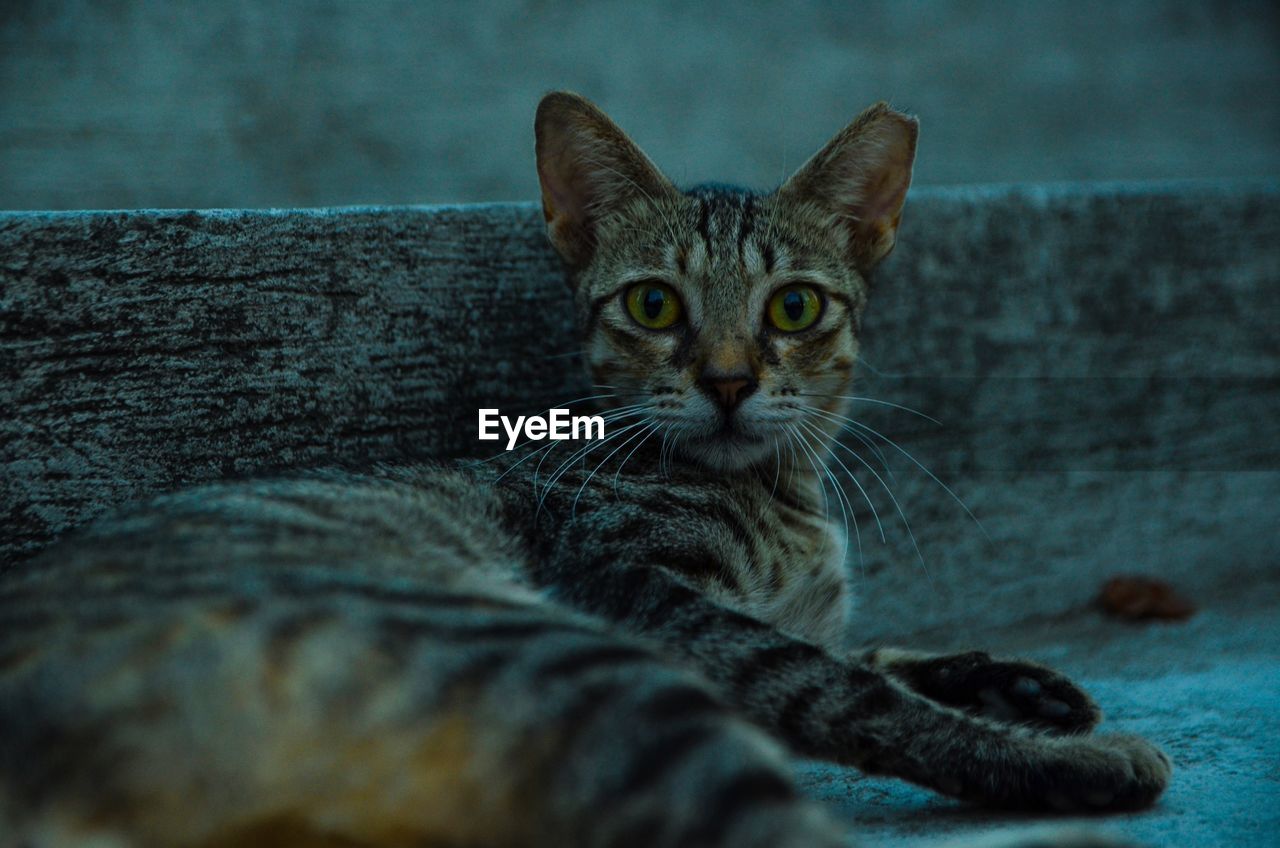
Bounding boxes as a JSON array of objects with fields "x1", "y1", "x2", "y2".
[
  {"x1": 2, "y1": 0, "x2": 1277, "y2": 210},
  {"x1": 5, "y1": 183, "x2": 1277, "y2": 644}
]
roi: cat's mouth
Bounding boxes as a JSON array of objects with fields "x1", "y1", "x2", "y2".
[
  {"x1": 677, "y1": 413, "x2": 781, "y2": 470},
  {"x1": 715, "y1": 414, "x2": 751, "y2": 438},
  {"x1": 713, "y1": 427, "x2": 761, "y2": 448}
]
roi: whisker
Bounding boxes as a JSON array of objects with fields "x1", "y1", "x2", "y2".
[
  {"x1": 535, "y1": 409, "x2": 644, "y2": 492},
  {"x1": 527, "y1": 404, "x2": 648, "y2": 489},
  {"x1": 612, "y1": 422, "x2": 660, "y2": 497},
  {"x1": 843, "y1": 417, "x2": 989, "y2": 542},
  {"x1": 783, "y1": 426, "x2": 799, "y2": 497},
  {"x1": 800, "y1": 404, "x2": 895, "y2": 482},
  {"x1": 504, "y1": 401, "x2": 643, "y2": 479},
  {"x1": 798, "y1": 392, "x2": 943, "y2": 426},
  {"x1": 571, "y1": 420, "x2": 654, "y2": 519},
  {"x1": 804, "y1": 418, "x2": 933, "y2": 589},
  {"x1": 787, "y1": 425, "x2": 832, "y2": 560},
  {"x1": 798, "y1": 418, "x2": 884, "y2": 545},
  {"x1": 663, "y1": 427, "x2": 679, "y2": 477},
  {"x1": 798, "y1": 422, "x2": 856, "y2": 573},
  {"x1": 767, "y1": 437, "x2": 782, "y2": 508},
  {"x1": 538, "y1": 429, "x2": 628, "y2": 516},
  {"x1": 662, "y1": 421, "x2": 693, "y2": 477},
  {"x1": 495, "y1": 440, "x2": 558, "y2": 483},
  {"x1": 854, "y1": 358, "x2": 906, "y2": 379},
  {"x1": 537, "y1": 417, "x2": 648, "y2": 516}
]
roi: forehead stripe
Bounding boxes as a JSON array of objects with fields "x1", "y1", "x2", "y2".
[
  {"x1": 738, "y1": 194, "x2": 755, "y2": 243},
  {"x1": 696, "y1": 198, "x2": 712, "y2": 246}
]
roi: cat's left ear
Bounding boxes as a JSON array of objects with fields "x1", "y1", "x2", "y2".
[{"x1": 779, "y1": 102, "x2": 918, "y2": 275}]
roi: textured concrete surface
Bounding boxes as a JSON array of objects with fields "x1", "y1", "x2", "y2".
[
  {"x1": 1, "y1": 1, "x2": 1278, "y2": 210},
  {"x1": 2, "y1": 182, "x2": 1278, "y2": 843},
  {"x1": 801, "y1": 578, "x2": 1280, "y2": 846}
]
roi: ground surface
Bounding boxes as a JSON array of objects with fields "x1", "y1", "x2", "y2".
[{"x1": 796, "y1": 577, "x2": 1280, "y2": 847}]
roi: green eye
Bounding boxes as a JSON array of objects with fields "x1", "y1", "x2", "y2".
[
  {"x1": 767, "y1": 284, "x2": 823, "y2": 332},
  {"x1": 625, "y1": 282, "x2": 683, "y2": 330}
]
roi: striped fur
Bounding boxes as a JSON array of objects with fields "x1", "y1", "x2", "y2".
[{"x1": 0, "y1": 93, "x2": 1169, "y2": 848}]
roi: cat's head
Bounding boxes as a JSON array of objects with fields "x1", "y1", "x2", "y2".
[{"x1": 535, "y1": 91, "x2": 917, "y2": 472}]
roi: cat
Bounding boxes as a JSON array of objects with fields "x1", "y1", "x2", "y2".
[{"x1": 0, "y1": 91, "x2": 1170, "y2": 848}]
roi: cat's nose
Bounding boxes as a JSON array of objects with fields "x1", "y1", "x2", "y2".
[{"x1": 699, "y1": 374, "x2": 758, "y2": 412}]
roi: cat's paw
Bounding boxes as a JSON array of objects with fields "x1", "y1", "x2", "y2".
[
  {"x1": 1037, "y1": 733, "x2": 1172, "y2": 812},
  {"x1": 962, "y1": 733, "x2": 1172, "y2": 813},
  {"x1": 893, "y1": 650, "x2": 1101, "y2": 734}
]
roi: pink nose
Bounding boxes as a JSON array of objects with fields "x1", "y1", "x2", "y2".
[{"x1": 700, "y1": 376, "x2": 757, "y2": 411}]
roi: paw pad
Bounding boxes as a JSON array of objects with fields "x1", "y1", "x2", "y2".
[
  {"x1": 1010, "y1": 676, "x2": 1041, "y2": 697},
  {"x1": 907, "y1": 654, "x2": 1102, "y2": 734},
  {"x1": 1038, "y1": 697, "x2": 1071, "y2": 719}
]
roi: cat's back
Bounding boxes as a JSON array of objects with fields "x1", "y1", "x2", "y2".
[{"x1": 1, "y1": 465, "x2": 545, "y2": 669}]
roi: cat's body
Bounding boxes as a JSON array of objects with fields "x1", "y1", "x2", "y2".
[{"x1": 0, "y1": 94, "x2": 1170, "y2": 847}]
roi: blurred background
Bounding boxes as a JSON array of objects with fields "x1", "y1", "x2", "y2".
[{"x1": 1, "y1": 0, "x2": 1277, "y2": 211}]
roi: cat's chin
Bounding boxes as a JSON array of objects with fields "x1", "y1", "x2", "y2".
[{"x1": 679, "y1": 432, "x2": 777, "y2": 472}]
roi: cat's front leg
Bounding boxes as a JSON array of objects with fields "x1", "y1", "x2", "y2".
[
  {"x1": 551, "y1": 561, "x2": 1170, "y2": 813},
  {"x1": 863, "y1": 647, "x2": 1101, "y2": 734}
]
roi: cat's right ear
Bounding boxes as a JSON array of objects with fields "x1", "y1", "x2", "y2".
[{"x1": 535, "y1": 92, "x2": 676, "y2": 269}]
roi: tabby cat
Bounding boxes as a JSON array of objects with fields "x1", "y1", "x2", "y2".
[{"x1": 0, "y1": 92, "x2": 1170, "y2": 848}]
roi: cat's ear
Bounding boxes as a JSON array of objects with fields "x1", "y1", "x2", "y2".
[
  {"x1": 535, "y1": 91, "x2": 676, "y2": 268},
  {"x1": 779, "y1": 102, "x2": 918, "y2": 274}
]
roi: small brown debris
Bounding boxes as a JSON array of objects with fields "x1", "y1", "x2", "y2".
[{"x1": 1099, "y1": 576, "x2": 1197, "y2": 621}]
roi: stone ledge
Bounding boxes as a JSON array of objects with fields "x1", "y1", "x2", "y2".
[{"x1": 3, "y1": 181, "x2": 1277, "y2": 638}]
